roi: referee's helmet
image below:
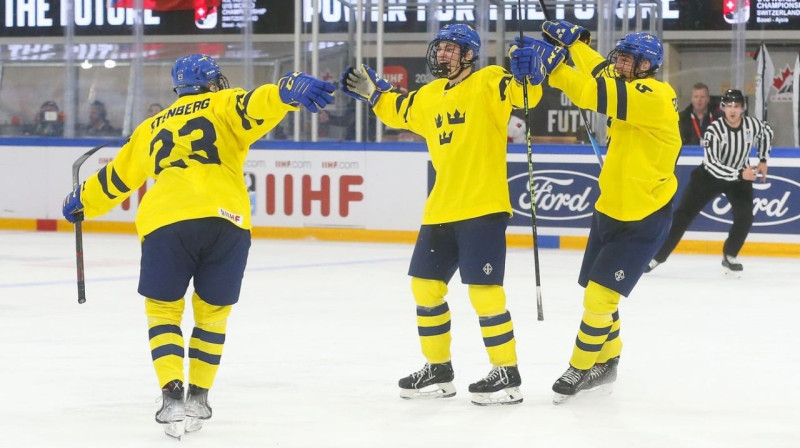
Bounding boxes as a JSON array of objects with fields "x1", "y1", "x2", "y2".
[{"x1": 720, "y1": 89, "x2": 746, "y2": 107}]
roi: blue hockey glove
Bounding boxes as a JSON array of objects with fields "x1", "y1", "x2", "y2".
[
  {"x1": 277, "y1": 72, "x2": 336, "y2": 113},
  {"x1": 527, "y1": 38, "x2": 568, "y2": 75},
  {"x1": 340, "y1": 64, "x2": 392, "y2": 107},
  {"x1": 507, "y1": 35, "x2": 538, "y2": 57},
  {"x1": 62, "y1": 184, "x2": 84, "y2": 224},
  {"x1": 510, "y1": 47, "x2": 546, "y2": 86},
  {"x1": 542, "y1": 20, "x2": 591, "y2": 47}
]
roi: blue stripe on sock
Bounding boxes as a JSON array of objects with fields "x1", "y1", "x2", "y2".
[
  {"x1": 188, "y1": 348, "x2": 222, "y2": 365},
  {"x1": 483, "y1": 330, "x2": 514, "y2": 347},
  {"x1": 151, "y1": 344, "x2": 184, "y2": 361},
  {"x1": 579, "y1": 321, "x2": 612, "y2": 337},
  {"x1": 479, "y1": 311, "x2": 511, "y2": 328},
  {"x1": 191, "y1": 327, "x2": 226, "y2": 344},
  {"x1": 148, "y1": 324, "x2": 182, "y2": 340},
  {"x1": 575, "y1": 337, "x2": 603, "y2": 352},
  {"x1": 416, "y1": 303, "x2": 449, "y2": 317},
  {"x1": 418, "y1": 321, "x2": 451, "y2": 337}
]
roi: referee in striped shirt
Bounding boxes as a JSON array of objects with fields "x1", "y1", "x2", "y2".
[{"x1": 646, "y1": 89, "x2": 773, "y2": 274}]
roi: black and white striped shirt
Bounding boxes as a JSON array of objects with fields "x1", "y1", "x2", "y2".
[{"x1": 701, "y1": 116, "x2": 773, "y2": 181}]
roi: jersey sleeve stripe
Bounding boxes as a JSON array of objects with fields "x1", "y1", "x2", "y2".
[
  {"x1": 110, "y1": 167, "x2": 130, "y2": 194},
  {"x1": 591, "y1": 60, "x2": 611, "y2": 77},
  {"x1": 596, "y1": 78, "x2": 608, "y2": 115},
  {"x1": 395, "y1": 94, "x2": 408, "y2": 113},
  {"x1": 615, "y1": 79, "x2": 628, "y2": 121},
  {"x1": 402, "y1": 91, "x2": 418, "y2": 123},
  {"x1": 97, "y1": 165, "x2": 117, "y2": 200}
]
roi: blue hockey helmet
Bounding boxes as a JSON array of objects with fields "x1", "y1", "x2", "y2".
[
  {"x1": 609, "y1": 32, "x2": 663, "y2": 79},
  {"x1": 434, "y1": 23, "x2": 481, "y2": 59},
  {"x1": 171, "y1": 54, "x2": 229, "y2": 96},
  {"x1": 426, "y1": 23, "x2": 481, "y2": 78}
]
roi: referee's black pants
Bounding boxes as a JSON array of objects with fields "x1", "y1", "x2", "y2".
[{"x1": 654, "y1": 165, "x2": 753, "y2": 262}]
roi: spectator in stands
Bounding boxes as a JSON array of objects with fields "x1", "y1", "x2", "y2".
[
  {"x1": 679, "y1": 82, "x2": 719, "y2": 145},
  {"x1": 81, "y1": 100, "x2": 119, "y2": 136},
  {"x1": 32, "y1": 100, "x2": 64, "y2": 137}
]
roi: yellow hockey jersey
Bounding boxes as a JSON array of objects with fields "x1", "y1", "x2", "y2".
[
  {"x1": 549, "y1": 42, "x2": 681, "y2": 221},
  {"x1": 80, "y1": 85, "x2": 297, "y2": 238},
  {"x1": 373, "y1": 65, "x2": 542, "y2": 224}
]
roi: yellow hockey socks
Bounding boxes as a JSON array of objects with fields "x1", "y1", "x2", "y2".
[
  {"x1": 569, "y1": 281, "x2": 620, "y2": 370},
  {"x1": 188, "y1": 292, "x2": 232, "y2": 390},
  {"x1": 596, "y1": 310, "x2": 622, "y2": 363},
  {"x1": 145, "y1": 298, "x2": 186, "y2": 388},
  {"x1": 411, "y1": 277, "x2": 451, "y2": 364},
  {"x1": 469, "y1": 285, "x2": 517, "y2": 366}
]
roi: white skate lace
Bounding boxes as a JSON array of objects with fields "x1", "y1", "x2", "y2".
[
  {"x1": 483, "y1": 367, "x2": 509, "y2": 385},
  {"x1": 411, "y1": 364, "x2": 433, "y2": 382},
  {"x1": 561, "y1": 368, "x2": 584, "y2": 385},
  {"x1": 588, "y1": 364, "x2": 606, "y2": 380},
  {"x1": 726, "y1": 255, "x2": 740, "y2": 264}
]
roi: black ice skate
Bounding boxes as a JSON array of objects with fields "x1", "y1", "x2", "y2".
[
  {"x1": 552, "y1": 365, "x2": 590, "y2": 405},
  {"x1": 722, "y1": 254, "x2": 743, "y2": 277},
  {"x1": 155, "y1": 380, "x2": 185, "y2": 439},
  {"x1": 468, "y1": 365, "x2": 523, "y2": 406},
  {"x1": 398, "y1": 362, "x2": 456, "y2": 400},
  {"x1": 184, "y1": 384, "x2": 213, "y2": 433},
  {"x1": 644, "y1": 259, "x2": 661, "y2": 273},
  {"x1": 585, "y1": 357, "x2": 619, "y2": 393}
]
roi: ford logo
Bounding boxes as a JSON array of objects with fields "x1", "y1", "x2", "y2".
[
  {"x1": 700, "y1": 175, "x2": 800, "y2": 226},
  {"x1": 508, "y1": 169, "x2": 599, "y2": 220}
]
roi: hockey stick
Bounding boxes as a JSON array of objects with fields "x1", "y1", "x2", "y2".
[
  {"x1": 535, "y1": 0, "x2": 604, "y2": 168},
  {"x1": 71, "y1": 140, "x2": 120, "y2": 304},
  {"x1": 517, "y1": 0, "x2": 544, "y2": 321}
]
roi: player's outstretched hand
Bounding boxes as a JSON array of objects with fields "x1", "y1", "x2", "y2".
[
  {"x1": 509, "y1": 47, "x2": 546, "y2": 86},
  {"x1": 340, "y1": 64, "x2": 392, "y2": 107},
  {"x1": 62, "y1": 184, "x2": 84, "y2": 223},
  {"x1": 526, "y1": 38, "x2": 568, "y2": 75},
  {"x1": 542, "y1": 20, "x2": 591, "y2": 47},
  {"x1": 278, "y1": 72, "x2": 336, "y2": 113}
]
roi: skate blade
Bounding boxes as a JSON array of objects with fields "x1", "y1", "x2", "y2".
[
  {"x1": 162, "y1": 421, "x2": 185, "y2": 439},
  {"x1": 723, "y1": 269, "x2": 742, "y2": 279},
  {"x1": 554, "y1": 383, "x2": 613, "y2": 404},
  {"x1": 470, "y1": 387, "x2": 523, "y2": 406},
  {"x1": 399, "y1": 382, "x2": 456, "y2": 400},
  {"x1": 552, "y1": 392, "x2": 575, "y2": 405},
  {"x1": 184, "y1": 416, "x2": 205, "y2": 433},
  {"x1": 584, "y1": 382, "x2": 614, "y2": 395}
]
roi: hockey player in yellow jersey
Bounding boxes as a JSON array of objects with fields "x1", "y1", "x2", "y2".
[
  {"x1": 340, "y1": 23, "x2": 546, "y2": 406},
  {"x1": 511, "y1": 23, "x2": 680, "y2": 403},
  {"x1": 62, "y1": 54, "x2": 335, "y2": 437}
]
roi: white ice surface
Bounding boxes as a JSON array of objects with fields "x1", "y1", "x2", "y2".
[{"x1": 1, "y1": 230, "x2": 798, "y2": 448}]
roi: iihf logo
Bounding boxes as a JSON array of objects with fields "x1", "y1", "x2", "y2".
[
  {"x1": 614, "y1": 270, "x2": 625, "y2": 281},
  {"x1": 483, "y1": 263, "x2": 493, "y2": 275}
]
